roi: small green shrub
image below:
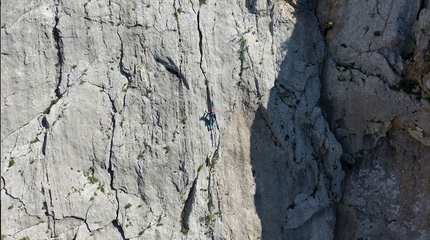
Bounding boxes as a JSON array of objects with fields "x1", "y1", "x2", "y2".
[
  {"x1": 237, "y1": 36, "x2": 248, "y2": 61},
  {"x1": 43, "y1": 106, "x2": 51, "y2": 114},
  {"x1": 88, "y1": 175, "x2": 98, "y2": 184},
  {"x1": 20, "y1": 236, "x2": 30, "y2": 240},
  {"x1": 198, "y1": 164, "x2": 203, "y2": 172},
  {"x1": 97, "y1": 184, "x2": 105, "y2": 193},
  {"x1": 181, "y1": 226, "x2": 188, "y2": 234},
  {"x1": 138, "y1": 228, "x2": 146, "y2": 235},
  {"x1": 157, "y1": 214, "x2": 163, "y2": 226},
  {"x1": 205, "y1": 212, "x2": 215, "y2": 226},
  {"x1": 125, "y1": 203, "x2": 132, "y2": 209},
  {"x1": 83, "y1": 168, "x2": 100, "y2": 185},
  {"x1": 8, "y1": 158, "x2": 15, "y2": 167},
  {"x1": 181, "y1": 117, "x2": 187, "y2": 124},
  {"x1": 374, "y1": 31, "x2": 381, "y2": 36},
  {"x1": 137, "y1": 151, "x2": 145, "y2": 160},
  {"x1": 204, "y1": 79, "x2": 209, "y2": 85},
  {"x1": 210, "y1": 157, "x2": 217, "y2": 168},
  {"x1": 30, "y1": 138, "x2": 39, "y2": 144},
  {"x1": 8, "y1": 205, "x2": 13, "y2": 210},
  {"x1": 277, "y1": 91, "x2": 291, "y2": 100},
  {"x1": 43, "y1": 98, "x2": 60, "y2": 114}
]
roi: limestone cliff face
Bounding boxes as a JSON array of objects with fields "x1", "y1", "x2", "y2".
[
  {"x1": 317, "y1": 0, "x2": 430, "y2": 239},
  {"x1": 0, "y1": 1, "x2": 428, "y2": 240}
]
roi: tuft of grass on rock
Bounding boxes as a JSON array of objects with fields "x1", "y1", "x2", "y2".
[
  {"x1": 137, "y1": 151, "x2": 145, "y2": 160},
  {"x1": 138, "y1": 228, "x2": 146, "y2": 235},
  {"x1": 156, "y1": 214, "x2": 164, "y2": 226},
  {"x1": 181, "y1": 117, "x2": 187, "y2": 124},
  {"x1": 8, "y1": 158, "x2": 15, "y2": 168},
  {"x1": 198, "y1": 164, "x2": 204, "y2": 172}
]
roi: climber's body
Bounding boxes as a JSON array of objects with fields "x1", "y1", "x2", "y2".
[{"x1": 204, "y1": 108, "x2": 217, "y2": 130}]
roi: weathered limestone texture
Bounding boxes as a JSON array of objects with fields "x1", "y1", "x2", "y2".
[
  {"x1": 2, "y1": 0, "x2": 342, "y2": 239},
  {"x1": 317, "y1": 0, "x2": 430, "y2": 239},
  {"x1": 4, "y1": 0, "x2": 427, "y2": 239}
]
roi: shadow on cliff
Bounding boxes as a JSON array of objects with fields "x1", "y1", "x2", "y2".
[{"x1": 250, "y1": 2, "x2": 324, "y2": 239}]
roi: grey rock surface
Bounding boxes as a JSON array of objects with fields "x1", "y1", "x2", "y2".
[
  {"x1": 1, "y1": 0, "x2": 429, "y2": 240},
  {"x1": 317, "y1": 0, "x2": 430, "y2": 239}
]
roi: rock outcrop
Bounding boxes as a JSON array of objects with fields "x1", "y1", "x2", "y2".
[
  {"x1": 317, "y1": 0, "x2": 430, "y2": 239},
  {"x1": 1, "y1": 0, "x2": 428, "y2": 240}
]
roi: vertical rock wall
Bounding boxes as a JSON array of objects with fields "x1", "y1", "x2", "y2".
[
  {"x1": 2, "y1": 0, "x2": 343, "y2": 239},
  {"x1": 3, "y1": 0, "x2": 428, "y2": 239},
  {"x1": 317, "y1": 0, "x2": 430, "y2": 239}
]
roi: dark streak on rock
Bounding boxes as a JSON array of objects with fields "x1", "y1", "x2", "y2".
[
  {"x1": 41, "y1": 117, "x2": 49, "y2": 156},
  {"x1": 106, "y1": 94, "x2": 123, "y2": 238},
  {"x1": 181, "y1": 175, "x2": 198, "y2": 233},
  {"x1": 53, "y1": 7, "x2": 64, "y2": 99},
  {"x1": 112, "y1": 219, "x2": 126, "y2": 239},
  {"x1": 197, "y1": 10, "x2": 206, "y2": 80},
  {"x1": 117, "y1": 32, "x2": 132, "y2": 82},
  {"x1": 155, "y1": 57, "x2": 189, "y2": 89}
]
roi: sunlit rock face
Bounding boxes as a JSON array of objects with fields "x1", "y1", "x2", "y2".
[{"x1": 1, "y1": 0, "x2": 428, "y2": 239}]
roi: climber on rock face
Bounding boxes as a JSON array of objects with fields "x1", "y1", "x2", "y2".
[{"x1": 204, "y1": 107, "x2": 217, "y2": 130}]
